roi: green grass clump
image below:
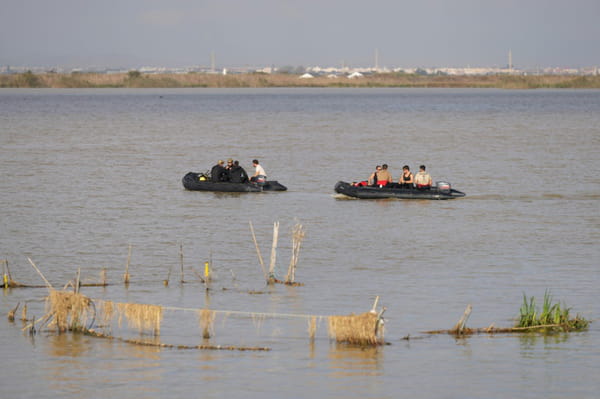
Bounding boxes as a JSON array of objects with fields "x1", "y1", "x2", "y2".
[{"x1": 517, "y1": 290, "x2": 588, "y2": 331}]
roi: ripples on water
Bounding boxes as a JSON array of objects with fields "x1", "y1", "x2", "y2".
[{"x1": 1, "y1": 88, "x2": 599, "y2": 398}]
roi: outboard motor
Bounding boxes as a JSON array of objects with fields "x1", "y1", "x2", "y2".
[{"x1": 436, "y1": 181, "x2": 451, "y2": 193}]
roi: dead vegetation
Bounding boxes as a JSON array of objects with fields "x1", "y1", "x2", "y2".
[
  {"x1": 328, "y1": 311, "x2": 385, "y2": 346},
  {"x1": 3, "y1": 71, "x2": 600, "y2": 89}
]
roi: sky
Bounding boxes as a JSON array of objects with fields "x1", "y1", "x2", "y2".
[{"x1": 1, "y1": 0, "x2": 599, "y2": 69}]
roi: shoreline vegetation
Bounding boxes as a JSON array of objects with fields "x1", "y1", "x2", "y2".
[{"x1": 2, "y1": 70, "x2": 600, "y2": 89}]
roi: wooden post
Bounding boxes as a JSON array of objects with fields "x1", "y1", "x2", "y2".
[{"x1": 249, "y1": 221, "x2": 267, "y2": 280}]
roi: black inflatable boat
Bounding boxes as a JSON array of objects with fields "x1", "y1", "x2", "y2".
[
  {"x1": 182, "y1": 172, "x2": 287, "y2": 192},
  {"x1": 334, "y1": 181, "x2": 465, "y2": 200}
]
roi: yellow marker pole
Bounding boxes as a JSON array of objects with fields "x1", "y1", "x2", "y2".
[{"x1": 204, "y1": 261, "x2": 210, "y2": 279}]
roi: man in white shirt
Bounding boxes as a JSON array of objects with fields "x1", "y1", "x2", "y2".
[{"x1": 250, "y1": 159, "x2": 267, "y2": 183}]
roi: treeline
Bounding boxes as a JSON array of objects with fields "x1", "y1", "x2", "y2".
[{"x1": 2, "y1": 70, "x2": 600, "y2": 89}]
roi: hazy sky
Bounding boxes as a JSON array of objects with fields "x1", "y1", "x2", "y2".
[{"x1": 1, "y1": 0, "x2": 599, "y2": 69}]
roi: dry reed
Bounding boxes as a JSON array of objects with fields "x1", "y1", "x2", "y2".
[
  {"x1": 97, "y1": 300, "x2": 115, "y2": 329},
  {"x1": 46, "y1": 290, "x2": 92, "y2": 332},
  {"x1": 3, "y1": 72, "x2": 600, "y2": 89},
  {"x1": 328, "y1": 311, "x2": 384, "y2": 346},
  {"x1": 308, "y1": 316, "x2": 317, "y2": 340},
  {"x1": 199, "y1": 309, "x2": 216, "y2": 339},
  {"x1": 286, "y1": 222, "x2": 305, "y2": 284},
  {"x1": 117, "y1": 302, "x2": 162, "y2": 335}
]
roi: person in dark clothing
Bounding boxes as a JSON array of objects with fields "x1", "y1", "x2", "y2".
[
  {"x1": 210, "y1": 160, "x2": 228, "y2": 182},
  {"x1": 229, "y1": 160, "x2": 249, "y2": 183}
]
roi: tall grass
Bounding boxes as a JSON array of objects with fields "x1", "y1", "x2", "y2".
[
  {"x1": 2, "y1": 71, "x2": 600, "y2": 89},
  {"x1": 517, "y1": 291, "x2": 588, "y2": 331}
]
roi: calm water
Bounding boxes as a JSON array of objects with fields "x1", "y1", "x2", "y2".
[{"x1": 1, "y1": 88, "x2": 599, "y2": 398}]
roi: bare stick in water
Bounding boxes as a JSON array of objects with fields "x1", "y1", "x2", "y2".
[
  {"x1": 27, "y1": 258, "x2": 54, "y2": 291},
  {"x1": 123, "y1": 244, "x2": 132, "y2": 284},
  {"x1": 451, "y1": 304, "x2": 472, "y2": 334},
  {"x1": 268, "y1": 221, "x2": 279, "y2": 281},
  {"x1": 249, "y1": 221, "x2": 267, "y2": 280},
  {"x1": 179, "y1": 243, "x2": 184, "y2": 284}
]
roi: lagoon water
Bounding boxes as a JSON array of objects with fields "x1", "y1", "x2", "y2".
[{"x1": 1, "y1": 88, "x2": 599, "y2": 398}]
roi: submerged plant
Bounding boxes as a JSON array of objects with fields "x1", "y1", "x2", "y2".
[{"x1": 517, "y1": 290, "x2": 588, "y2": 331}]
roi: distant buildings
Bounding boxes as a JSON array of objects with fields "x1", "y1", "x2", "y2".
[{"x1": 1, "y1": 63, "x2": 598, "y2": 76}]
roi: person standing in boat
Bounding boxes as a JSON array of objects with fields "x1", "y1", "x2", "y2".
[
  {"x1": 210, "y1": 160, "x2": 229, "y2": 182},
  {"x1": 250, "y1": 159, "x2": 267, "y2": 183},
  {"x1": 229, "y1": 160, "x2": 249, "y2": 183},
  {"x1": 399, "y1": 165, "x2": 414, "y2": 188},
  {"x1": 375, "y1": 164, "x2": 393, "y2": 187},
  {"x1": 414, "y1": 165, "x2": 432, "y2": 189}
]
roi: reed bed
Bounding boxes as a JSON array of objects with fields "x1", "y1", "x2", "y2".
[
  {"x1": 517, "y1": 291, "x2": 588, "y2": 331},
  {"x1": 3, "y1": 71, "x2": 600, "y2": 89},
  {"x1": 426, "y1": 294, "x2": 589, "y2": 336},
  {"x1": 46, "y1": 290, "x2": 93, "y2": 332},
  {"x1": 328, "y1": 311, "x2": 384, "y2": 346},
  {"x1": 117, "y1": 302, "x2": 163, "y2": 335}
]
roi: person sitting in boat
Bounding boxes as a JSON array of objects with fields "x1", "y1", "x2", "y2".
[
  {"x1": 399, "y1": 165, "x2": 414, "y2": 188},
  {"x1": 229, "y1": 160, "x2": 249, "y2": 183},
  {"x1": 210, "y1": 160, "x2": 229, "y2": 183},
  {"x1": 375, "y1": 164, "x2": 393, "y2": 187},
  {"x1": 414, "y1": 165, "x2": 432, "y2": 189},
  {"x1": 250, "y1": 159, "x2": 267, "y2": 183},
  {"x1": 363, "y1": 165, "x2": 381, "y2": 186},
  {"x1": 353, "y1": 165, "x2": 379, "y2": 186}
]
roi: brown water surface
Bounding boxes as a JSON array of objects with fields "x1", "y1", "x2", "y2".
[{"x1": 1, "y1": 88, "x2": 599, "y2": 398}]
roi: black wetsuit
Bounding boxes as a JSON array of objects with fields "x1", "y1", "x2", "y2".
[
  {"x1": 210, "y1": 164, "x2": 228, "y2": 182},
  {"x1": 229, "y1": 165, "x2": 249, "y2": 183}
]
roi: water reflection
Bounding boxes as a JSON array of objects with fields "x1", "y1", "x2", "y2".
[
  {"x1": 327, "y1": 344, "x2": 383, "y2": 377},
  {"x1": 519, "y1": 333, "x2": 572, "y2": 359}
]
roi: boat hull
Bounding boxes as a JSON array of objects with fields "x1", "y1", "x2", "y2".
[
  {"x1": 182, "y1": 172, "x2": 287, "y2": 192},
  {"x1": 334, "y1": 181, "x2": 465, "y2": 200}
]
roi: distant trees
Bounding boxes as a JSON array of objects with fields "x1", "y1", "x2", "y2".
[
  {"x1": 277, "y1": 65, "x2": 306, "y2": 75},
  {"x1": 127, "y1": 70, "x2": 142, "y2": 79}
]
